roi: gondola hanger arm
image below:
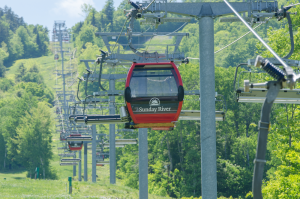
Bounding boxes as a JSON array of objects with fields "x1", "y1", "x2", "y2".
[{"x1": 224, "y1": 0, "x2": 299, "y2": 90}]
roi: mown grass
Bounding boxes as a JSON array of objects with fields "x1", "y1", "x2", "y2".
[
  {"x1": 0, "y1": 50, "x2": 169, "y2": 199},
  {"x1": 6, "y1": 52, "x2": 77, "y2": 95},
  {"x1": 0, "y1": 173, "x2": 167, "y2": 198},
  {"x1": 0, "y1": 148, "x2": 167, "y2": 198}
]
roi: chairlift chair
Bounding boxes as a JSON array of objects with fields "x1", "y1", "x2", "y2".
[
  {"x1": 54, "y1": 54, "x2": 59, "y2": 60},
  {"x1": 124, "y1": 62, "x2": 184, "y2": 130}
]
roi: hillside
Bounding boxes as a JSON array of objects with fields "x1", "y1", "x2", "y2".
[
  {"x1": 1, "y1": 0, "x2": 300, "y2": 198},
  {"x1": 0, "y1": 53, "x2": 171, "y2": 199}
]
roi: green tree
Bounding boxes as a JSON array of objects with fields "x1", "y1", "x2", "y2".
[
  {"x1": 8, "y1": 32, "x2": 24, "y2": 60},
  {"x1": 0, "y1": 78, "x2": 14, "y2": 91},
  {"x1": 16, "y1": 102, "x2": 57, "y2": 179},
  {"x1": 262, "y1": 107, "x2": 300, "y2": 198},
  {"x1": 15, "y1": 63, "x2": 26, "y2": 82},
  {"x1": 103, "y1": 0, "x2": 115, "y2": 31},
  {"x1": 15, "y1": 26, "x2": 38, "y2": 58},
  {"x1": 0, "y1": 93, "x2": 38, "y2": 169},
  {"x1": 75, "y1": 24, "x2": 98, "y2": 49},
  {"x1": 21, "y1": 65, "x2": 44, "y2": 84}
]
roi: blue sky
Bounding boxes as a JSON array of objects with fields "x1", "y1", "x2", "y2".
[{"x1": 0, "y1": 0, "x2": 125, "y2": 31}]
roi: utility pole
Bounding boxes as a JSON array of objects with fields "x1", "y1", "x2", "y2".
[
  {"x1": 84, "y1": 142, "x2": 88, "y2": 181},
  {"x1": 92, "y1": 125, "x2": 97, "y2": 182},
  {"x1": 199, "y1": 16, "x2": 217, "y2": 198},
  {"x1": 78, "y1": 149, "x2": 82, "y2": 181},
  {"x1": 73, "y1": 152, "x2": 76, "y2": 177},
  {"x1": 139, "y1": 128, "x2": 148, "y2": 199},
  {"x1": 109, "y1": 78, "x2": 116, "y2": 184}
]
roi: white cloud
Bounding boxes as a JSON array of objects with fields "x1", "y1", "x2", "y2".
[{"x1": 54, "y1": 0, "x2": 95, "y2": 18}]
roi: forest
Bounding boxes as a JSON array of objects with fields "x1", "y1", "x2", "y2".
[
  {"x1": 0, "y1": 6, "x2": 49, "y2": 74},
  {"x1": 0, "y1": 6, "x2": 55, "y2": 179},
  {"x1": 1, "y1": 0, "x2": 300, "y2": 198}
]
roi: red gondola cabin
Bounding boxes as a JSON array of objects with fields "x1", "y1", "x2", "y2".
[
  {"x1": 68, "y1": 134, "x2": 83, "y2": 151},
  {"x1": 125, "y1": 62, "x2": 184, "y2": 130}
]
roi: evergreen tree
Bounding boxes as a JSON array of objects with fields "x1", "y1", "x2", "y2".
[
  {"x1": 36, "y1": 32, "x2": 41, "y2": 52},
  {"x1": 104, "y1": 0, "x2": 114, "y2": 31},
  {"x1": 91, "y1": 9, "x2": 96, "y2": 27},
  {"x1": 16, "y1": 102, "x2": 56, "y2": 179},
  {"x1": 15, "y1": 63, "x2": 26, "y2": 82},
  {"x1": 0, "y1": 61, "x2": 6, "y2": 78},
  {"x1": 0, "y1": 6, "x2": 49, "y2": 63},
  {"x1": 100, "y1": 15, "x2": 105, "y2": 31}
]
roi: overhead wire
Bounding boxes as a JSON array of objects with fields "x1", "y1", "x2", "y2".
[
  {"x1": 144, "y1": 22, "x2": 187, "y2": 52},
  {"x1": 145, "y1": 35, "x2": 155, "y2": 52},
  {"x1": 187, "y1": 19, "x2": 270, "y2": 60},
  {"x1": 111, "y1": 19, "x2": 128, "y2": 54},
  {"x1": 214, "y1": 19, "x2": 269, "y2": 54},
  {"x1": 154, "y1": 22, "x2": 188, "y2": 36}
]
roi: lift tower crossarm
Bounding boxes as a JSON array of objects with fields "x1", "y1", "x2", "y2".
[
  {"x1": 96, "y1": 32, "x2": 188, "y2": 51},
  {"x1": 140, "y1": 2, "x2": 276, "y2": 17},
  {"x1": 95, "y1": 32, "x2": 189, "y2": 36}
]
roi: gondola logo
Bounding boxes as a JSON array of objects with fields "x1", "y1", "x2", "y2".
[{"x1": 149, "y1": 98, "x2": 160, "y2": 106}]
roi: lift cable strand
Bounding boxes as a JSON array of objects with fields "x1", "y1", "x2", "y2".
[
  {"x1": 111, "y1": 19, "x2": 128, "y2": 54},
  {"x1": 154, "y1": 22, "x2": 188, "y2": 36},
  {"x1": 214, "y1": 20, "x2": 268, "y2": 54},
  {"x1": 223, "y1": 0, "x2": 292, "y2": 75},
  {"x1": 144, "y1": 22, "x2": 187, "y2": 52},
  {"x1": 187, "y1": 20, "x2": 266, "y2": 60}
]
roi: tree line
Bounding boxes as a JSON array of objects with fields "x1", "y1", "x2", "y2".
[
  {"x1": 0, "y1": 6, "x2": 50, "y2": 74},
  {"x1": 0, "y1": 0, "x2": 291, "y2": 196},
  {"x1": 0, "y1": 62, "x2": 56, "y2": 179},
  {"x1": 0, "y1": 6, "x2": 55, "y2": 179}
]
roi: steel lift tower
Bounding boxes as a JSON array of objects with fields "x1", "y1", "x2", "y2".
[
  {"x1": 125, "y1": 0, "x2": 284, "y2": 198},
  {"x1": 53, "y1": 20, "x2": 79, "y2": 176}
]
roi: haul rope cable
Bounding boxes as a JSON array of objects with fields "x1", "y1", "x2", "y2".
[
  {"x1": 154, "y1": 22, "x2": 188, "y2": 36},
  {"x1": 144, "y1": 22, "x2": 188, "y2": 52},
  {"x1": 111, "y1": 19, "x2": 129, "y2": 54},
  {"x1": 187, "y1": 19, "x2": 269, "y2": 60},
  {"x1": 214, "y1": 19, "x2": 269, "y2": 54}
]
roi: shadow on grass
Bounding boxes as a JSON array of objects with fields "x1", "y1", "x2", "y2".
[
  {"x1": 0, "y1": 168, "x2": 26, "y2": 174},
  {"x1": 12, "y1": 177, "x2": 26, "y2": 180}
]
